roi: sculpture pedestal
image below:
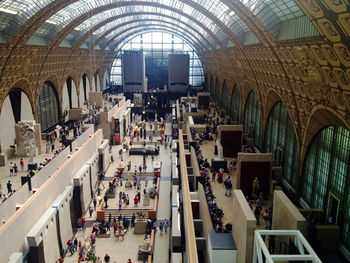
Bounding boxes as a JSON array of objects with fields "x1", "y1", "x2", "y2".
[
  {"x1": 134, "y1": 219, "x2": 147, "y2": 234},
  {"x1": 0, "y1": 154, "x2": 6, "y2": 166},
  {"x1": 143, "y1": 197, "x2": 150, "y2": 206},
  {"x1": 138, "y1": 246, "x2": 152, "y2": 261}
]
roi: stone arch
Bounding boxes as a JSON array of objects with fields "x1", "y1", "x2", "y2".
[
  {"x1": 103, "y1": 68, "x2": 110, "y2": 90},
  {"x1": 300, "y1": 105, "x2": 350, "y2": 162},
  {"x1": 62, "y1": 76, "x2": 79, "y2": 113},
  {"x1": 229, "y1": 83, "x2": 242, "y2": 124},
  {"x1": 78, "y1": 73, "x2": 91, "y2": 106},
  {"x1": 92, "y1": 69, "x2": 103, "y2": 92},
  {"x1": 0, "y1": 79, "x2": 35, "y2": 157}
]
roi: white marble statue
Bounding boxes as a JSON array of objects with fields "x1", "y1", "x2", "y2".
[
  {"x1": 15, "y1": 121, "x2": 37, "y2": 157},
  {"x1": 216, "y1": 139, "x2": 223, "y2": 159},
  {"x1": 140, "y1": 237, "x2": 151, "y2": 253}
]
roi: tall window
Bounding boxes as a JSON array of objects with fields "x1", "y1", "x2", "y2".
[
  {"x1": 110, "y1": 32, "x2": 204, "y2": 88},
  {"x1": 230, "y1": 85, "x2": 242, "y2": 124},
  {"x1": 244, "y1": 91, "x2": 262, "y2": 149},
  {"x1": 264, "y1": 102, "x2": 299, "y2": 187},
  {"x1": 302, "y1": 126, "x2": 350, "y2": 248},
  {"x1": 221, "y1": 80, "x2": 229, "y2": 111},
  {"x1": 215, "y1": 78, "x2": 221, "y2": 103},
  {"x1": 37, "y1": 82, "x2": 60, "y2": 132},
  {"x1": 209, "y1": 75, "x2": 214, "y2": 96}
]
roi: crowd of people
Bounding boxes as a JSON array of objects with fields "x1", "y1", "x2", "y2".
[{"x1": 190, "y1": 128, "x2": 232, "y2": 233}]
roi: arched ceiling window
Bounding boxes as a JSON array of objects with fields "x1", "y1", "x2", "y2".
[
  {"x1": 0, "y1": 1, "x2": 318, "y2": 47},
  {"x1": 110, "y1": 31, "x2": 204, "y2": 88}
]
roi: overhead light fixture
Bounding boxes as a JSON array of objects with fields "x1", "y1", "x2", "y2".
[
  {"x1": 0, "y1": 7, "x2": 18, "y2": 15},
  {"x1": 46, "y1": 20, "x2": 57, "y2": 25}
]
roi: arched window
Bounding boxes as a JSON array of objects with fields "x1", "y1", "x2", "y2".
[
  {"x1": 209, "y1": 75, "x2": 214, "y2": 96},
  {"x1": 204, "y1": 73, "x2": 208, "y2": 92},
  {"x1": 302, "y1": 125, "x2": 350, "y2": 249},
  {"x1": 264, "y1": 102, "x2": 298, "y2": 187},
  {"x1": 82, "y1": 74, "x2": 87, "y2": 101},
  {"x1": 66, "y1": 77, "x2": 73, "y2": 109},
  {"x1": 37, "y1": 82, "x2": 60, "y2": 132},
  {"x1": 221, "y1": 80, "x2": 229, "y2": 112},
  {"x1": 244, "y1": 91, "x2": 262, "y2": 149},
  {"x1": 230, "y1": 85, "x2": 242, "y2": 124},
  {"x1": 215, "y1": 78, "x2": 220, "y2": 104},
  {"x1": 110, "y1": 32, "x2": 204, "y2": 88}
]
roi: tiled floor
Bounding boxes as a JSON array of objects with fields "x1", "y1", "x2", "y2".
[{"x1": 64, "y1": 122, "x2": 173, "y2": 263}]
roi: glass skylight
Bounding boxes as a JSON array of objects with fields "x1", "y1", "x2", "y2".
[
  {"x1": 102, "y1": 21, "x2": 205, "y2": 51},
  {"x1": 33, "y1": 0, "x2": 232, "y2": 49}
]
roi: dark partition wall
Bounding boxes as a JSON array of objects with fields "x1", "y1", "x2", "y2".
[
  {"x1": 240, "y1": 161, "x2": 271, "y2": 198},
  {"x1": 197, "y1": 95, "x2": 209, "y2": 109},
  {"x1": 221, "y1": 130, "x2": 242, "y2": 157}
]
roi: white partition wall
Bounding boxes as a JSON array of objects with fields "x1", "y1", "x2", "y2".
[
  {"x1": 51, "y1": 186, "x2": 74, "y2": 248},
  {"x1": 0, "y1": 130, "x2": 103, "y2": 262},
  {"x1": 98, "y1": 139, "x2": 110, "y2": 172},
  {"x1": 88, "y1": 152, "x2": 99, "y2": 192},
  {"x1": 26, "y1": 208, "x2": 60, "y2": 263},
  {"x1": 73, "y1": 164, "x2": 92, "y2": 213}
]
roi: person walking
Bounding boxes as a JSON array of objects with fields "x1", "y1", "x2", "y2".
[
  {"x1": 164, "y1": 219, "x2": 168, "y2": 233},
  {"x1": 134, "y1": 196, "x2": 138, "y2": 207},
  {"x1": 20, "y1": 158, "x2": 24, "y2": 172},
  {"x1": 145, "y1": 177, "x2": 148, "y2": 188},
  {"x1": 212, "y1": 170, "x2": 216, "y2": 182},
  {"x1": 254, "y1": 205, "x2": 261, "y2": 225},
  {"x1": 159, "y1": 222, "x2": 164, "y2": 235},
  {"x1": 104, "y1": 195, "x2": 108, "y2": 208},
  {"x1": 104, "y1": 253, "x2": 110, "y2": 262},
  {"x1": 73, "y1": 238, "x2": 78, "y2": 251},
  {"x1": 119, "y1": 198, "x2": 122, "y2": 210},
  {"x1": 7, "y1": 180, "x2": 12, "y2": 194},
  {"x1": 93, "y1": 196, "x2": 97, "y2": 210},
  {"x1": 9, "y1": 162, "x2": 13, "y2": 176},
  {"x1": 89, "y1": 206, "x2": 93, "y2": 217},
  {"x1": 13, "y1": 163, "x2": 18, "y2": 176}
]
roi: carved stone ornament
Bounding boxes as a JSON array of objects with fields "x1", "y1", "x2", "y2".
[
  {"x1": 295, "y1": 47, "x2": 331, "y2": 105},
  {"x1": 318, "y1": 19, "x2": 341, "y2": 42},
  {"x1": 334, "y1": 68, "x2": 350, "y2": 90},
  {"x1": 302, "y1": 0, "x2": 323, "y2": 18}
]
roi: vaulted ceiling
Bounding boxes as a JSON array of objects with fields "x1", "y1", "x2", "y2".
[{"x1": 0, "y1": 0, "x2": 317, "y2": 52}]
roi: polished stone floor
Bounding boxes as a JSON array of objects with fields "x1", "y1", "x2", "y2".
[{"x1": 64, "y1": 122, "x2": 173, "y2": 263}]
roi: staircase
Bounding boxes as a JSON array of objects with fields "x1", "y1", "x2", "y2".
[{"x1": 104, "y1": 208, "x2": 150, "y2": 221}]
